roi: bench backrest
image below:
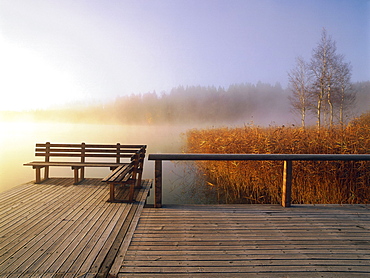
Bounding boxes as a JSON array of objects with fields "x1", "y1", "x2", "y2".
[{"x1": 35, "y1": 142, "x2": 146, "y2": 163}]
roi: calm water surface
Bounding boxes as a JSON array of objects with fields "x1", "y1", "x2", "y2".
[{"x1": 0, "y1": 121, "x2": 196, "y2": 204}]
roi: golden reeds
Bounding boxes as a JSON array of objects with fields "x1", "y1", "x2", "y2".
[{"x1": 186, "y1": 120, "x2": 370, "y2": 204}]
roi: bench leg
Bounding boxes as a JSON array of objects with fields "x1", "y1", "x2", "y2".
[
  {"x1": 34, "y1": 166, "x2": 48, "y2": 184},
  {"x1": 109, "y1": 183, "x2": 115, "y2": 202},
  {"x1": 107, "y1": 182, "x2": 135, "y2": 203},
  {"x1": 73, "y1": 168, "x2": 79, "y2": 185},
  {"x1": 128, "y1": 183, "x2": 135, "y2": 202},
  {"x1": 80, "y1": 167, "x2": 85, "y2": 181},
  {"x1": 35, "y1": 167, "x2": 42, "y2": 184},
  {"x1": 135, "y1": 171, "x2": 143, "y2": 189},
  {"x1": 72, "y1": 167, "x2": 85, "y2": 185},
  {"x1": 44, "y1": 166, "x2": 49, "y2": 180}
]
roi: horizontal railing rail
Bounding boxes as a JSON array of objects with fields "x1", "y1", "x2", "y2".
[{"x1": 148, "y1": 153, "x2": 370, "y2": 208}]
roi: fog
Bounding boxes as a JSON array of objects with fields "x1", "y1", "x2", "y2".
[
  {"x1": 3, "y1": 81, "x2": 370, "y2": 128},
  {"x1": 0, "y1": 121, "x2": 199, "y2": 204},
  {"x1": 1, "y1": 81, "x2": 369, "y2": 202},
  {"x1": 1, "y1": 82, "x2": 293, "y2": 126},
  {"x1": 1, "y1": 82, "x2": 294, "y2": 203}
]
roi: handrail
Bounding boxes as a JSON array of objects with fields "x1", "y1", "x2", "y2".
[
  {"x1": 149, "y1": 153, "x2": 370, "y2": 161},
  {"x1": 148, "y1": 153, "x2": 370, "y2": 208}
]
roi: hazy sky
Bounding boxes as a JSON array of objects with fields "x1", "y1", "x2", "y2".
[{"x1": 0, "y1": 0, "x2": 369, "y2": 111}]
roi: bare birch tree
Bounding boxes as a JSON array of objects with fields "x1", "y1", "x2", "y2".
[
  {"x1": 336, "y1": 59, "x2": 355, "y2": 126},
  {"x1": 288, "y1": 56, "x2": 311, "y2": 128},
  {"x1": 309, "y1": 28, "x2": 338, "y2": 129},
  {"x1": 288, "y1": 28, "x2": 355, "y2": 128},
  {"x1": 306, "y1": 28, "x2": 354, "y2": 129}
]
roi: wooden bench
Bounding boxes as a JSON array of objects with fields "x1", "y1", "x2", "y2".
[
  {"x1": 101, "y1": 149, "x2": 145, "y2": 202},
  {"x1": 24, "y1": 142, "x2": 146, "y2": 202}
]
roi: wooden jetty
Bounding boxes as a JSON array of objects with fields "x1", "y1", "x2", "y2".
[
  {"x1": 2, "y1": 179, "x2": 370, "y2": 277},
  {"x1": 119, "y1": 204, "x2": 370, "y2": 277},
  {"x1": 0, "y1": 178, "x2": 151, "y2": 277}
]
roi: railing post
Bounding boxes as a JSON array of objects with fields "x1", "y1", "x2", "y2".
[
  {"x1": 154, "y1": 160, "x2": 162, "y2": 208},
  {"x1": 282, "y1": 160, "x2": 292, "y2": 207}
]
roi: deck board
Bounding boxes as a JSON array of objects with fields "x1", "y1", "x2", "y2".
[
  {"x1": 3, "y1": 180, "x2": 370, "y2": 277},
  {"x1": 0, "y1": 178, "x2": 152, "y2": 277},
  {"x1": 119, "y1": 204, "x2": 370, "y2": 277}
]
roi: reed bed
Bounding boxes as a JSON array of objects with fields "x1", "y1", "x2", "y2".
[{"x1": 186, "y1": 118, "x2": 370, "y2": 204}]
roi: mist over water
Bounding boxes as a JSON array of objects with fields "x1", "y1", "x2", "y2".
[
  {"x1": 0, "y1": 102, "x2": 296, "y2": 204},
  {"x1": 0, "y1": 116, "x2": 292, "y2": 204},
  {"x1": 0, "y1": 121, "x2": 203, "y2": 204},
  {"x1": 1, "y1": 80, "x2": 369, "y2": 202}
]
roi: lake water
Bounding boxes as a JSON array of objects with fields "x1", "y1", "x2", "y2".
[{"x1": 0, "y1": 120, "x2": 200, "y2": 204}]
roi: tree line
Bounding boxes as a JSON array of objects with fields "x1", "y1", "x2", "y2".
[
  {"x1": 107, "y1": 82, "x2": 289, "y2": 125},
  {"x1": 1, "y1": 79, "x2": 368, "y2": 126}
]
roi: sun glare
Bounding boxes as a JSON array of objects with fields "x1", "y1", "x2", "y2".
[{"x1": 0, "y1": 40, "x2": 85, "y2": 111}]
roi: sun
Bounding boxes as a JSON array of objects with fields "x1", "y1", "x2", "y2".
[{"x1": 0, "y1": 39, "x2": 85, "y2": 111}]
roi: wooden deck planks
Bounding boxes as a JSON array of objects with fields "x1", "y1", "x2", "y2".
[
  {"x1": 108, "y1": 181, "x2": 150, "y2": 277},
  {"x1": 119, "y1": 204, "x2": 370, "y2": 277},
  {"x1": 5, "y1": 186, "x2": 107, "y2": 274},
  {"x1": 0, "y1": 178, "x2": 152, "y2": 277},
  {"x1": 2, "y1": 181, "x2": 370, "y2": 277}
]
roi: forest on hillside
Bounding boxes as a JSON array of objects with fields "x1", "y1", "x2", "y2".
[{"x1": 1, "y1": 80, "x2": 369, "y2": 126}]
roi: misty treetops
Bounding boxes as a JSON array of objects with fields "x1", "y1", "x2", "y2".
[{"x1": 111, "y1": 82, "x2": 289, "y2": 125}]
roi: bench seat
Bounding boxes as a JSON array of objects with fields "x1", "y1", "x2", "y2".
[
  {"x1": 24, "y1": 161, "x2": 127, "y2": 168},
  {"x1": 24, "y1": 162, "x2": 129, "y2": 184},
  {"x1": 102, "y1": 164, "x2": 138, "y2": 202}
]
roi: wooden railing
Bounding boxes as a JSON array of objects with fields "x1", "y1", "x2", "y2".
[{"x1": 148, "y1": 153, "x2": 370, "y2": 208}]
